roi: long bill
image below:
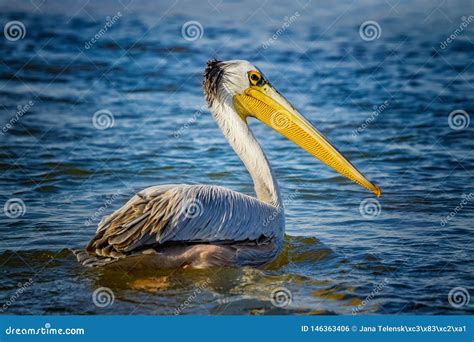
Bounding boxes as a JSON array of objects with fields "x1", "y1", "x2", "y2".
[{"x1": 233, "y1": 85, "x2": 381, "y2": 197}]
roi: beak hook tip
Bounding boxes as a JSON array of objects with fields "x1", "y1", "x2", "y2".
[{"x1": 373, "y1": 185, "x2": 381, "y2": 198}]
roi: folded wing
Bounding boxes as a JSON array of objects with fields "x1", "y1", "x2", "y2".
[{"x1": 86, "y1": 184, "x2": 282, "y2": 259}]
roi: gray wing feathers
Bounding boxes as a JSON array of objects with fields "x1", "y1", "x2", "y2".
[
  {"x1": 86, "y1": 184, "x2": 281, "y2": 258},
  {"x1": 167, "y1": 186, "x2": 278, "y2": 242}
]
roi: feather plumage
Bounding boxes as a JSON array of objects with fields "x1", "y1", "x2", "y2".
[{"x1": 81, "y1": 184, "x2": 284, "y2": 267}]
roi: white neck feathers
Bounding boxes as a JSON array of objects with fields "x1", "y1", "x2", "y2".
[{"x1": 210, "y1": 100, "x2": 282, "y2": 208}]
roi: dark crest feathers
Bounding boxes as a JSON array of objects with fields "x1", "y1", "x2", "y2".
[{"x1": 203, "y1": 59, "x2": 224, "y2": 106}]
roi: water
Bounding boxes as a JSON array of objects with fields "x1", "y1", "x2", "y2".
[{"x1": 0, "y1": 0, "x2": 473, "y2": 315}]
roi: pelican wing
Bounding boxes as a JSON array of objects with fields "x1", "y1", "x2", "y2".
[{"x1": 86, "y1": 184, "x2": 281, "y2": 258}]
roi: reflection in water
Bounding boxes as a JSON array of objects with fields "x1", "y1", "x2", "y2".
[
  {"x1": 0, "y1": 236, "x2": 407, "y2": 314},
  {"x1": 86, "y1": 240, "x2": 344, "y2": 315}
]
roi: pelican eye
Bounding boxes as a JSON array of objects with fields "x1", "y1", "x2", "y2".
[{"x1": 248, "y1": 71, "x2": 264, "y2": 86}]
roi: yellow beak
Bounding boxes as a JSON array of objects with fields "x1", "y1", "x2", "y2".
[{"x1": 233, "y1": 84, "x2": 381, "y2": 197}]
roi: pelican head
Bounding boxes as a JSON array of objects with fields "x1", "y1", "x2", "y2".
[{"x1": 203, "y1": 59, "x2": 380, "y2": 197}]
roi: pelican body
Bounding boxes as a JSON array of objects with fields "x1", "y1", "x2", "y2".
[{"x1": 76, "y1": 60, "x2": 380, "y2": 268}]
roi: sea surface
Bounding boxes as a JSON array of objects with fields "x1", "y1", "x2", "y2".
[{"x1": 0, "y1": 0, "x2": 473, "y2": 315}]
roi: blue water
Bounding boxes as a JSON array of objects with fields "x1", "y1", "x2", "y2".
[{"x1": 0, "y1": 0, "x2": 473, "y2": 315}]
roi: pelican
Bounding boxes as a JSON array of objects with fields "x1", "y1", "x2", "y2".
[{"x1": 75, "y1": 60, "x2": 380, "y2": 268}]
